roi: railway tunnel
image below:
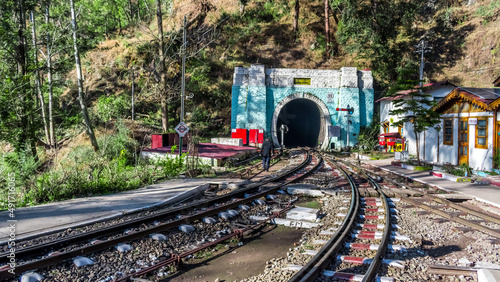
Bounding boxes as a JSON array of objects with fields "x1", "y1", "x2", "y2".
[{"x1": 277, "y1": 98, "x2": 321, "y2": 148}]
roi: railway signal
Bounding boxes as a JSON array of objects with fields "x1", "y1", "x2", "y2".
[
  {"x1": 336, "y1": 105, "x2": 353, "y2": 149},
  {"x1": 336, "y1": 107, "x2": 354, "y2": 114}
]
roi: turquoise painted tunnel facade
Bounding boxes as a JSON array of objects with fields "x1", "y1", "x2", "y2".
[{"x1": 231, "y1": 65, "x2": 374, "y2": 150}]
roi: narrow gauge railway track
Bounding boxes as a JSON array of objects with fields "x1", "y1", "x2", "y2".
[
  {"x1": 4, "y1": 150, "x2": 288, "y2": 248},
  {"x1": 342, "y1": 158, "x2": 500, "y2": 239},
  {"x1": 0, "y1": 150, "x2": 320, "y2": 280},
  {"x1": 116, "y1": 150, "x2": 323, "y2": 281},
  {"x1": 288, "y1": 156, "x2": 396, "y2": 282},
  {"x1": 0, "y1": 150, "x2": 292, "y2": 254}
]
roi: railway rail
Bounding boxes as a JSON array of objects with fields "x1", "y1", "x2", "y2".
[
  {"x1": 0, "y1": 149, "x2": 321, "y2": 281},
  {"x1": 3, "y1": 149, "x2": 500, "y2": 281},
  {"x1": 343, "y1": 158, "x2": 500, "y2": 239},
  {"x1": 286, "y1": 156, "x2": 401, "y2": 281}
]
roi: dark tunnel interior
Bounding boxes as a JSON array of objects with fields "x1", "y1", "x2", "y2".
[{"x1": 277, "y1": 99, "x2": 321, "y2": 148}]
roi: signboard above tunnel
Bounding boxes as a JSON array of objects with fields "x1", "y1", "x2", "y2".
[
  {"x1": 231, "y1": 65, "x2": 374, "y2": 150},
  {"x1": 293, "y1": 78, "x2": 311, "y2": 85}
]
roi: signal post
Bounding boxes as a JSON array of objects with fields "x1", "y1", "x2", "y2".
[{"x1": 336, "y1": 105, "x2": 354, "y2": 149}]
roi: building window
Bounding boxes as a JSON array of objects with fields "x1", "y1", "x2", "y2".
[
  {"x1": 443, "y1": 118, "x2": 453, "y2": 145},
  {"x1": 476, "y1": 118, "x2": 488, "y2": 149},
  {"x1": 398, "y1": 125, "x2": 403, "y2": 135}
]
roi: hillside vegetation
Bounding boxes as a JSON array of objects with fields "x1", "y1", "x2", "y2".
[{"x1": 0, "y1": 0, "x2": 499, "y2": 208}]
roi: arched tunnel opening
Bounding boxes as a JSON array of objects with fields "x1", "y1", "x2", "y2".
[{"x1": 277, "y1": 98, "x2": 321, "y2": 148}]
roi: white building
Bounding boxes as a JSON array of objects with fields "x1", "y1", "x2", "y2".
[
  {"x1": 379, "y1": 80, "x2": 500, "y2": 171},
  {"x1": 377, "y1": 81, "x2": 455, "y2": 156}
]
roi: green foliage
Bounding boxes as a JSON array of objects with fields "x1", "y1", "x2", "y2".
[
  {"x1": 95, "y1": 95, "x2": 130, "y2": 123},
  {"x1": 194, "y1": 249, "x2": 212, "y2": 259},
  {"x1": 100, "y1": 120, "x2": 137, "y2": 161},
  {"x1": 476, "y1": 1, "x2": 500, "y2": 20},
  {"x1": 332, "y1": 0, "x2": 422, "y2": 84},
  {"x1": 154, "y1": 149, "x2": 186, "y2": 179},
  {"x1": 442, "y1": 7, "x2": 455, "y2": 28},
  {"x1": 443, "y1": 163, "x2": 472, "y2": 177},
  {"x1": 0, "y1": 121, "x2": 185, "y2": 210},
  {"x1": 189, "y1": 108, "x2": 210, "y2": 136},
  {"x1": 492, "y1": 149, "x2": 500, "y2": 169},
  {"x1": 303, "y1": 201, "x2": 321, "y2": 209},
  {"x1": 358, "y1": 123, "x2": 380, "y2": 152}
]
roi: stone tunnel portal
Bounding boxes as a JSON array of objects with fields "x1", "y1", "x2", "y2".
[{"x1": 277, "y1": 99, "x2": 321, "y2": 148}]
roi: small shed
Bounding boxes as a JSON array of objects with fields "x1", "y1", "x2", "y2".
[{"x1": 378, "y1": 132, "x2": 404, "y2": 152}]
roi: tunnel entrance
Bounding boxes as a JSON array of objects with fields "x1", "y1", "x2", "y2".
[{"x1": 277, "y1": 98, "x2": 321, "y2": 147}]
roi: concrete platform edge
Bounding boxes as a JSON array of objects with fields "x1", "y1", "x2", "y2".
[
  {"x1": 366, "y1": 161, "x2": 500, "y2": 209},
  {"x1": 0, "y1": 183, "x2": 210, "y2": 245}
]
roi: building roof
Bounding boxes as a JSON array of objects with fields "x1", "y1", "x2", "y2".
[
  {"x1": 375, "y1": 81, "x2": 454, "y2": 103},
  {"x1": 434, "y1": 87, "x2": 500, "y2": 112}
]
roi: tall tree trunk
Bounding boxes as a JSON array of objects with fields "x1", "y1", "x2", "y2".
[
  {"x1": 156, "y1": 0, "x2": 168, "y2": 132},
  {"x1": 131, "y1": 68, "x2": 135, "y2": 120},
  {"x1": 330, "y1": 10, "x2": 339, "y2": 55},
  {"x1": 70, "y1": 0, "x2": 99, "y2": 151},
  {"x1": 128, "y1": 0, "x2": 133, "y2": 21},
  {"x1": 105, "y1": 16, "x2": 108, "y2": 40},
  {"x1": 293, "y1": 0, "x2": 299, "y2": 37},
  {"x1": 46, "y1": 0, "x2": 56, "y2": 148},
  {"x1": 31, "y1": 10, "x2": 50, "y2": 146},
  {"x1": 137, "y1": 0, "x2": 141, "y2": 21},
  {"x1": 18, "y1": 0, "x2": 38, "y2": 160},
  {"x1": 117, "y1": 15, "x2": 122, "y2": 35},
  {"x1": 325, "y1": 0, "x2": 330, "y2": 57}
]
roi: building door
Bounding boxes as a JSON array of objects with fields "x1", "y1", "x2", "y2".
[{"x1": 458, "y1": 118, "x2": 468, "y2": 165}]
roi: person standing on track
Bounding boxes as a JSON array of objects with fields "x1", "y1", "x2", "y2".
[{"x1": 261, "y1": 137, "x2": 274, "y2": 171}]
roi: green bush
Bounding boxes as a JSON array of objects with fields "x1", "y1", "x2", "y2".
[
  {"x1": 443, "y1": 163, "x2": 471, "y2": 177},
  {"x1": 154, "y1": 146, "x2": 186, "y2": 179},
  {"x1": 95, "y1": 95, "x2": 130, "y2": 123},
  {"x1": 492, "y1": 149, "x2": 500, "y2": 168},
  {"x1": 0, "y1": 124, "x2": 186, "y2": 210},
  {"x1": 476, "y1": 0, "x2": 500, "y2": 20}
]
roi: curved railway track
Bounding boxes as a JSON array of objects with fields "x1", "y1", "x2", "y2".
[
  {"x1": 288, "y1": 156, "x2": 398, "y2": 281},
  {"x1": 116, "y1": 150, "x2": 324, "y2": 281},
  {"x1": 0, "y1": 149, "x2": 321, "y2": 281}
]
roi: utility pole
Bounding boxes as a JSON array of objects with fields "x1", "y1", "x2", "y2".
[
  {"x1": 415, "y1": 40, "x2": 432, "y2": 88},
  {"x1": 179, "y1": 15, "x2": 186, "y2": 156}
]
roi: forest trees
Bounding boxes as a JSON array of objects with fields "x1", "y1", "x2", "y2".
[
  {"x1": 0, "y1": 0, "x2": 38, "y2": 159},
  {"x1": 0, "y1": 0, "x2": 153, "y2": 157},
  {"x1": 329, "y1": 0, "x2": 422, "y2": 84}
]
